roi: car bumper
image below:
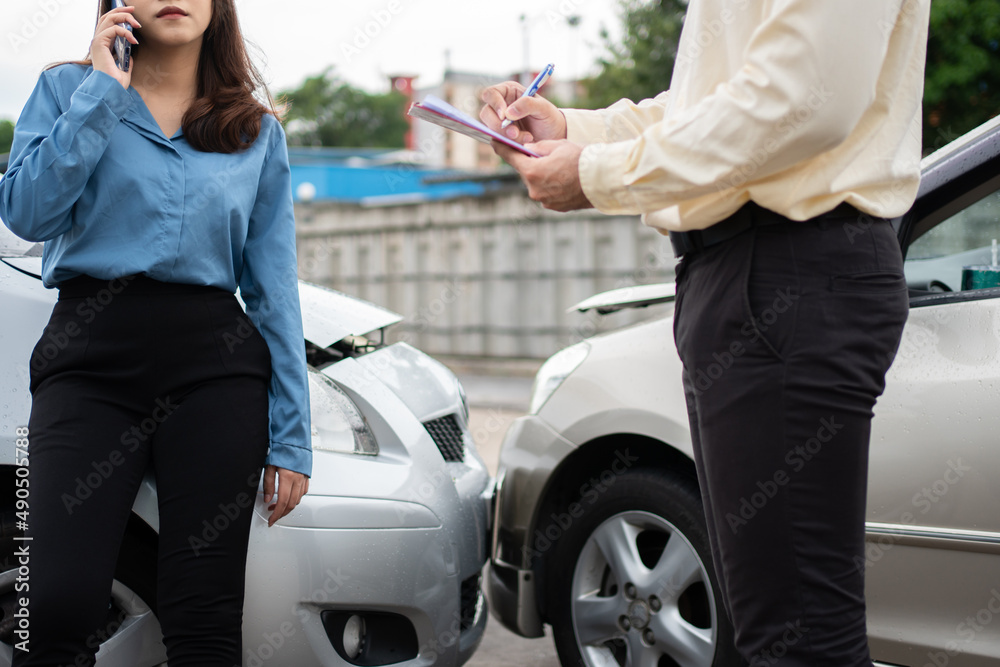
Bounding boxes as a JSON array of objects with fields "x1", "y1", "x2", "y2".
[
  {"x1": 487, "y1": 415, "x2": 578, "y2": 638},
  {"x1": 487, "y1": 556, "x2": 543, "y2": 639},
  {"x1": 243, "y1": 496, "x2": 488, "y2": 667}
]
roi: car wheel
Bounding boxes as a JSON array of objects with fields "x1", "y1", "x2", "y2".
[
  {"x1": 547, "y1": 469, "x2": 741, "y2": 667},
  {"x1": 0, "y1": 509, "x2": 167, "y2": 666}
]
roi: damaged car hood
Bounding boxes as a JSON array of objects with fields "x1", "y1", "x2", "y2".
[{"x1": 296, "y1": 281, "x2": 402, "y2": 347}]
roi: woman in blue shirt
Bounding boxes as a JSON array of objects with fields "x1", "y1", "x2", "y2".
[{"x1": 0, "y1": 1, "x2": 311, "y2": 663}]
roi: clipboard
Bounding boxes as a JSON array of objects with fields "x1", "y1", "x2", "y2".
[{"x1": 408, "y1": 95, "x2": 541, "y2": 158}]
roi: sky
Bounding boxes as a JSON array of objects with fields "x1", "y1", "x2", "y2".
[{"x1": 0, "y1": 0, "x2": 623, "y2": 122}]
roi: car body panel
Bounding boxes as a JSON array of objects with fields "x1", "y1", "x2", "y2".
[
  {"x1": 539, "y1": 312, "x2": 689, "y2": 450},
  {"x1": 869, "y1": 300, "x2": 1000, "y2": 536},
  {"x1": 357, "y1": 342, "x2": 468, "y2": 424},
  {"x1": 861, "y1": 288, "x2": 1000, "y2": 667}
]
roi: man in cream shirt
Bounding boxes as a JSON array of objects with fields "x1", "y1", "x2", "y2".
[{"x1": 481, "y1": 0, "x2": 931, "y2": 665}]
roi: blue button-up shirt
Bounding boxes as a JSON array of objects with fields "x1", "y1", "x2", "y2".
[{"x1": 0, "y1": 64, "x2": 311, "y2": 477}]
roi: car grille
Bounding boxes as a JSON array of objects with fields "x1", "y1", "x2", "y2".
[
  {"x1": 424, "y1": 414, "x2": 465, "y2": 462},
  {"x1": 460, "y1": 572, "x2": 483, "y2": 632}
]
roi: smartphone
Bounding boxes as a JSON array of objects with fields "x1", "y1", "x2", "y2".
[{"x1": 111, "y1": 0, "x2": 132, "y2": 71}]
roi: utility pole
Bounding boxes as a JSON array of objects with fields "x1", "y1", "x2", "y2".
[
  {"x1": 520, "y1": 13, "x2": 531, "y2": 86},
  {"x1": 567, "y1": 14, "x2": 582, "y2": 95}
]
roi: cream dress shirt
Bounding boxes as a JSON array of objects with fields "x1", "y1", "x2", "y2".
[{"x1": 562, "y1": 0, "x2": 931, "y2": 232}]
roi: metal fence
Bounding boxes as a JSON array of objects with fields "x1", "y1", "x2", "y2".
[{"x1": 295, "y1": 191, "x2": 678, "y2": 360}]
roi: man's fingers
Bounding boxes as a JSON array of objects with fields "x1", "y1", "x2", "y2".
[
  {"x1": 490, "y1": 81, "x2": 526, "y2": 103},
  {"x1": 480, "y1": 83, "x2": 527, "y2": 129},
  {"x1": 506, "y1": 96, "x2": 550, "y2": 124},
  {"x1": 479, "y1": 88, "x2": 509, "y2": 130},
  {"x1": 524, "y1": 139, "x2": 563, "y2": 157},
  {"x1": 493, "y1": 141, "x2": 533, "y2": 170}
]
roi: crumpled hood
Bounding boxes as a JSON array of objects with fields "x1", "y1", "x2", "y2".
[{"x1": 296, "y1": 281, "x2": 402, "y2": 347}]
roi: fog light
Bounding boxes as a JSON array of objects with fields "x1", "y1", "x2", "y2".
[
  {"x1": 343, "y1": 615, "x2": 365, "y2": 660},
  {"x1": 323, "y1": 609, "x2": 419, "y2": 665}
]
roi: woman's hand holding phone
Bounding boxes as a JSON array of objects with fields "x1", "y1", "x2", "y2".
[{"x1": 91, "y1": 4, "x2": 140, "y2": 89}]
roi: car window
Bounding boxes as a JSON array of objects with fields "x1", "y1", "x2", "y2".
[
  {"x1": 905, "y1": 188, "x2": 1000, "y2": 293},
  {"x1": 909, "y1": 189, "x2": 999, "y2": 260}
]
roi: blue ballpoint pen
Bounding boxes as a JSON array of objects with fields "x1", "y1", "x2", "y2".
[{"x1": 500, "y1": 63, "x2": 555, "y2": 130}]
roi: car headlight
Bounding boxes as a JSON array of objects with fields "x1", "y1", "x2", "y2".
[
  {"x1": 528, "y1": 342, "x2": 591, "y2": 414},
  {"x1": 309, "y1": 369, "x2": 378, "y2": 455}
]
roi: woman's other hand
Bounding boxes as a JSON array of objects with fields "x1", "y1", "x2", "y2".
[
  {"x1": 91, "y1": 4, "x2": 140, "y2": 89},
  {"x1": 480, "y1": 81, "x2": 567, "y2": 145},
  {"x1": 262, "y1": 464, "x2": 309, "y2": 527}
]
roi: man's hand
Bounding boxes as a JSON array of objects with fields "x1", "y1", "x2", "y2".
[
  {"x1": 494, "y1": 139, "x2": 593, "y2": 212},
  {"x1": 480, "y1": 82, "x2": 567, "y2": 145},
  {"x1": 262, "y1": 464, "x2": 309, "y2": 527}
]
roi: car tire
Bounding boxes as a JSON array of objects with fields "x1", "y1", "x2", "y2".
[
  {"x1": 0, "y1": 507, "x2": 167, "y2": 666},
  {"x1": 546, "y1": 468, "x2": 742, "y2": 667}
]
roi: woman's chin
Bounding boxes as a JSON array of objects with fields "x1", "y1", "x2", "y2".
[{"x1": 138, "y1": 30, "x2": 205, "y2": 51}]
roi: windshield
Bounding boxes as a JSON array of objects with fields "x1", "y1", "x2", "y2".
[{"x1": 0, "y1": 218, "x2": 43, "y2": 258}]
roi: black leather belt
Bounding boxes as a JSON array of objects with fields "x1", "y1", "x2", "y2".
[{"x1": 668, "y1": 201, "x2": 863, "y2": 258}]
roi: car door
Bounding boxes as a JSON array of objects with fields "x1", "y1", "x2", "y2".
[{"x1": 864, "y1": 153, "x2": 1000, "y2": 667}]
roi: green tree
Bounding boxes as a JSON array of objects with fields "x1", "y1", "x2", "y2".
[
  {"x1": 279, "y1": 67, "x2": 409, "y2": 148},
  {"x1": 924, "y1": 0, "x2": 1000, "y2": 151},
  {"x1": 0, "y1": 119, "x2": 14, "y2": 157},
  {"x1": 581, "y1": 0, "x2": 1000, "y2": 152},
  {"x1": 580, "y1": 0, "x2": 686, "y2": 110}
]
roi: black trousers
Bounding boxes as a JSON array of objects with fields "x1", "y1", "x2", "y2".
[
  {"x1": 15, "y1": 275, "x2": 271, "y2": 666},
  {"x1": 672, "y1": 208, "x2": 909, "y2": 666}
]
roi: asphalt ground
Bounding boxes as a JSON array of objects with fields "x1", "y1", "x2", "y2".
[{"x1": 458, "y1": 372, "x2": 563, "y2": 667}]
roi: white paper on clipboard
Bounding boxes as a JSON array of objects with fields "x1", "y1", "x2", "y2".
[{"x1": 407, "y1": 95, "x2": 541, "y2": 158}]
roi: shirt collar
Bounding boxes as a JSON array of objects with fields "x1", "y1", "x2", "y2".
[{"x1": 122, "y1": 86, "x2": 184, "y2": 150}]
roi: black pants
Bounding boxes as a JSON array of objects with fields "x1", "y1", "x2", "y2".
[
  {"x1": 672, "y1": 208, "x2": 908, "y2": 666},
  {"x1": 15, "y1": 275, "x2": 271, "y2": 666}
]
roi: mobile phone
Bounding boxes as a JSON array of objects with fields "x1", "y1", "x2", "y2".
[{"x1": 111, "y1": 0, "x2": 132, "y2": 71}]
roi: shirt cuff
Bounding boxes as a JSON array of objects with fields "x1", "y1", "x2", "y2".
[
  {"x1": 579, "y1": 140, "x2": 642, "y2": 214},
  {"x1": 76, "y1": 69, "x2": 133, "y2": 120},
  {"x1": 265, "y1": 440, "x2": 313, "y2": 478}
]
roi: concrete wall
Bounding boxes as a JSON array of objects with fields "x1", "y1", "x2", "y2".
[{"x1": 295, "y1": 191, "x2": 678, "y2": 361}]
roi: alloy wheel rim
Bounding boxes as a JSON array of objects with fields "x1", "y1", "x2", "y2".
[{"x1": 571, "y1": 510, "x2": 717, "y2": 667}]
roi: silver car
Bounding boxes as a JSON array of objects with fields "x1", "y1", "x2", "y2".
[
  {"x1": 489, "y1": 115, "x2": 1000, "y2": 667},
  {"x1": 0, "y1": 223, "x2": 492, "y2": 666}
]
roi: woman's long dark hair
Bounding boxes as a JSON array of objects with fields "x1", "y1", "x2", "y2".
[{"x1": 49, "y1": 0, "x2": 280, "y2": 153}]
